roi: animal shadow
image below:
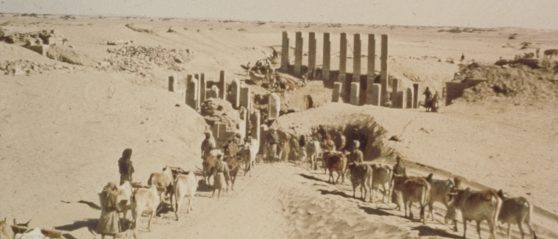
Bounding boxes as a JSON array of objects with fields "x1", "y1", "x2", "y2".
[
  {"x1": 299, "y1": 173, "x2": 329, "y2": 184},
  {"x1": 197, "y1": 179, "x2": 213, "y2": 192},
  {"x1": 318, "y1": 189, "x2": 352, "y2": 199},
  {"x1": 412, "y1": 225, "x2": 461, "y2": 238},
  {"x1": 358, "y1": 206, "x2": 395, "y2": 217},
  {"x1": 77, "y1": 200, "x2": 101, "y2": 210},
  {"x1": 55, "y1": 218, "x2": 98, "y2": 233}
]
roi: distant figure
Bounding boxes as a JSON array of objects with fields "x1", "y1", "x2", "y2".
[
  {"x1": 118, "y1": 148, "x2": 134, "y2": 185},
  {"x1": 460, "y1": 53, "x2": 465, "y2": 61},
  {"x1": 392, "y1": 156, "x2": 407, "y2": 177},
  {"x1": 321, "y1": 133, "x2": 336, "y2": 153},
  {"x1": 431, "y1": 91, "x2": 440, "y2": 112},
  {"x1": 267, "y1": 128, "x2": 280, "y2": 162},
  {"x1": 337, "y1": 132, "x2": 347, "y2": 152},
  {"x1": 201, "y1": 130, "x2": 217, "y2": 161},
  {"x1": 348, "y1": 140, "x2": 364, "y2": 163},
  {"x1": 97, "y1": 183, "x2": 121, "y2": 239},
  {"x1": 423, "y1": 87, "x2": 432, "y2": 111}
]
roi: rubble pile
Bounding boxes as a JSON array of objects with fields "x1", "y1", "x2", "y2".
[
  {"x1": 199, "y1": 98, "x2": 240, "y2": 132},
  {"x1": 456, "y1": 61, "x2": 558, "y2": 103},
  {"x1": 99, "y1": 45, "x2": 191, "y2": 73},
  {"x1": 0, "y1": 60, "x2": 74, "y2": 75}
]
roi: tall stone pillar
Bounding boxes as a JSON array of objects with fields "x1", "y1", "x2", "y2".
[
  {"x1": 322, "y1": 33, "x2": 331, "y2": 81},
  {"x1": 294, "y1": 31, "x2": 303, "y2": 76},
  {"x1": 368, "y1": 83, "x2": 381, "y2": 106},
  {"x1": 240, "y1": 86, "x2": 251, "y2": 111},
  {"x1": 199, "y1": 73, "x2": 206, "y2": 103},
  {"x1": 219, "y1": 70, "x2": 226, "y2": 100},
  {"x1": 367, "y1": 34, "x2": 376, "y2": 82},
  {"x1": 185, "y1": 74, "x2": 199, "y2": 110},
  {"x1": 350, "y1": 82, "x2": 360, "y2": 105},
  {"x1": 338, "y1": 33, "x2": 347, "y2": 82},
  {"x1": 391, "y1": 78, "x2": 400, "y2": 106},
  {"x1": 308, "y1": 32, "x2": 316, "y2": 78},
  {"x1": 412, "y1": 83, "x2": 419, "y2": 108},
  {"x1": 332, "y1": 82, "x2": 342, "y2": 102},
  {"x1": 406, "y1": 87, "x2": 413, "y2": 109},
  {"x1": 353, "y1": 34, "x2": 361, "y2": 82},
  {"x1": 380, "y1": 34, "x2": 389, "y2": 106},
  {"x1": 268, "y1": 93, "x2": 281, "y2": 120},
  {"x1": 250, "y1": 110, "x2": 261, "y2": 141},
  {"x1": 281, "y1": 31, "x2": 289, "y2": 71},
  {"x1": 228, "y1": 79, "x2": 240, "y2": 109},
  {"x1": 168, "y1": 74, "x2": 176, "y2": 92}
]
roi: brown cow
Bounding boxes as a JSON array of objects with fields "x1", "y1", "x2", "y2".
[
  {"x1": 224, "y1": 141, "x2": 241, "y2": 191},
  {"x1": 370, "y1": 164, "x2": 393, "y2": 203},
  {"x1": 348, "y1": 162, "x2": 372, "y2": 201},
  {"x1": 325, "y1": 152, "x2": 347, "y2": 184},
  {"x1": 147, "y1": 166, "x2": 174, "y2": 206},
  {"x1": 393, "y1": 175, "x2": 431, "y2": 224},
  {"x1": 497, "y1": 190, "x2": 537, "y2": 239},
  {"x1": 446, "y1": 188, "x2": 502, "y2": 239}
]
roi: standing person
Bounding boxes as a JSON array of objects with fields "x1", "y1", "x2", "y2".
[
  {"x1": 201, "y1": 130, "x2": 217, "y2": 161},
  {"x1": 423, "y1": 87, "x2": 432, "y2": 111},
  {"x1": 348, "y1": 140, "x2": 364, "y2": 163},
  {"x1": 97, "y1": 183, "x2": 121, "y2": 239},
  {"x1": 337, "y1": 131, "x2": 347, "y2": 153},
  {"x1": 431, "y1": 91, "x2": 440, "y2": 112},
  {"x1": 118, "y1": 148, "x2": 134, "y2": 185},
  {"x1": 267, "y1": 128, "x2": 279, "y2": 162},
  {"x1": 392, "y1": 156, "x2": 407, "y2": 177}
]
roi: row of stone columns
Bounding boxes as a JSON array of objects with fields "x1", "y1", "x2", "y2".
[
  {"x1": 280, "y1": 31, "x2": 390, "y2": 106},
  {"x1": 170, "y1": 71, "x2": 227, "y2": 111}
]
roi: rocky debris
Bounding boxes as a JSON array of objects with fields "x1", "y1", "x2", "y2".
[
  {"x1": 0, "y1": 60, "x2": 74, "y2": 75},
  {"x1": 46, "y1": 45, "x2": 86, "y2": 65},
  {"x1": 125, "y1": 24, "x2": 154, "y2": 34},
  {"x1": 200, "y1": 98, "x2": 240, "y2": 132},
  {"x1": 455, "y1": 60, "x2": 558, "y2": 103},
  {"x1": 98, "y1": 45, "x2": 191, "y2": 73},
  {"x1": 106, "y1": 40, "x2": 134, "y2": 46}
]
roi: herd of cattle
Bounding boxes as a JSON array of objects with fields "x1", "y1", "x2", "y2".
[
  {"x1": 0, "y1": 135, "x2": 540, "y2": 239},
  {"x1": 319, "y1": 149, "x2": 537, "y2": 239}
]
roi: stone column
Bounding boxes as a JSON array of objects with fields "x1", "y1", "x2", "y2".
[
  {"x1": 219, "y1": 70, "x2": 226, "y2": 100},
  {"x1": 380, "y1": 34, "x2": 389, "y2": 106},
  {"x1": 281, "y1": 31, "x2": 289, "y2": 71},
  {"x1": 353, "y1": 34, "x2": 361, "y2": 82},
  {"x1": 412, "y1": 83, "x2": 419, "y2": 108},
  {"x1": 391, "y1": 78, "x2": 400, "y2": 107},
  {"x1": 332, "y1": 82, "x2": 342, "y2": 102},
  {"x1": 350, "y1": 82, "x2": 360, "y2": 105},
  {"x1": 308, "y1": 32, "x2": 316, "y2": 78},
  {"x1": 367, "y1": 34, "x2": 376, "y2": 82},
  {"x1": 185, "y1": 74, "x2": 199, "y2": 110},
  {"x1": 268, "y1": 93, "x2": 281, "y2": 120},
  {"x1": 294, "y1": 31, "x2": 303, "y2": 76},
  {"x1": 406, "y1": 87, "x2": 413, "y2": 109},
  {"x1": 367, "y1": 83, "x2": 381, "y2": 106},
  {"x1": 250, "y1": 110, "x2": 261, "y2": 141},
  {"x1": 322, "y1": 33, "x2": 331, "y2": 81},
  {"x1": 240, "y1": 86, "x2": 251, "y2": 111},
  {"x1": 168, "y1": 74, "x2": 176, "y2": 92},
  {"x1": 228, "y1": 79, "x2": 240, "y2": 108},
  {"x1": 338, "y1": 33, "x2": 347, "y2": 82},
  {"x1": 199, "y1": 73, "x2": 206, "y2": 103}
]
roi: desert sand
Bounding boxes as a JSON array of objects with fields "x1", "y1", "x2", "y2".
[{"x1": 1, "y1": 14, "x2": 557, "y2": 239}]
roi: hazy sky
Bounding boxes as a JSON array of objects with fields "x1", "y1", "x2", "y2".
[{"x1": 1, "y1": 0, "x2": 557, "y2": 29}]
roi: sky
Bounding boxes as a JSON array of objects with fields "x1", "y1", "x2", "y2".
[{"x1": 1, "y1": 0, "x2": 557, "y2": 29}]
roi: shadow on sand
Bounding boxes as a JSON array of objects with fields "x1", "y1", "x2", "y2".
[
  {"x1": 412, "y1": 225, "x2": 461, "y2": 238},
  {"x1": 299, "y1": 173, "x2": 329, "y2": 184},
  {"x1": 358, "y1": 205, "x2": 397, "y2": 217},
  {"x1": 317, "y1": 189, "x2": 353, "y2": 200},
  {"x1": 55, "y1": 218, "x2": 97, "y2": 233},
  {"x1": 77, "y1": 200, "x2": 101, "y2": 210}
]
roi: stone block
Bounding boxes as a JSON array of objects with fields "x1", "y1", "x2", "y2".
[{"x1": 350, "y1": 82, "x2": 360, "y2": 105}]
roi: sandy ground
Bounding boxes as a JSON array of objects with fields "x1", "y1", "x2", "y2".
[{"x1": 1, "y1": 15, "x2": 558, "y2": 238}]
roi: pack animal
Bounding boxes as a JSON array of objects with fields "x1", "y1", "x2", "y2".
[
  {"x1": 393, "y1": 175, "x2": 431, "y2": 224},
  {"x1": 131, "y1": 185, "x2": 160, "y2": 236},
  {"x1": 325, "y1": 152, "x2": 347, "y2": 184},
  {"x1": 348, "y1": 162, "x2": 372, "y2": 201},
  {"x1": 424, "y1": 174, "x2": 455, "y2": 222},
  {"x1": 446, "y1": 188, "x2": 502, "y2": 239},
  {"x1": 147, "y1": 166, "x2": 174, "y2": 206},
  {"x1": 174, "y1": 172, "x2": 198, "y2": 221},
  {"x1": 497, "y1": 190, "x2": 537, "y2": 239},
  {"x1": 370, "y1": 164, "x2": 393, "y2": 203},
  {"x1": 305, "y1": 140, "x2": 321, "y2": 170}
]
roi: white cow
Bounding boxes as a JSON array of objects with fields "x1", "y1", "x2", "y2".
[
  {"x1": 174, "y1": 172, "x2": 198, "y2": 221},
  {"x1": 446, "y1": 188, "x2": 502, "y2": 239},
  {"x1": 132, "y1": 185, "x2": 160, "y2": 235}
]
